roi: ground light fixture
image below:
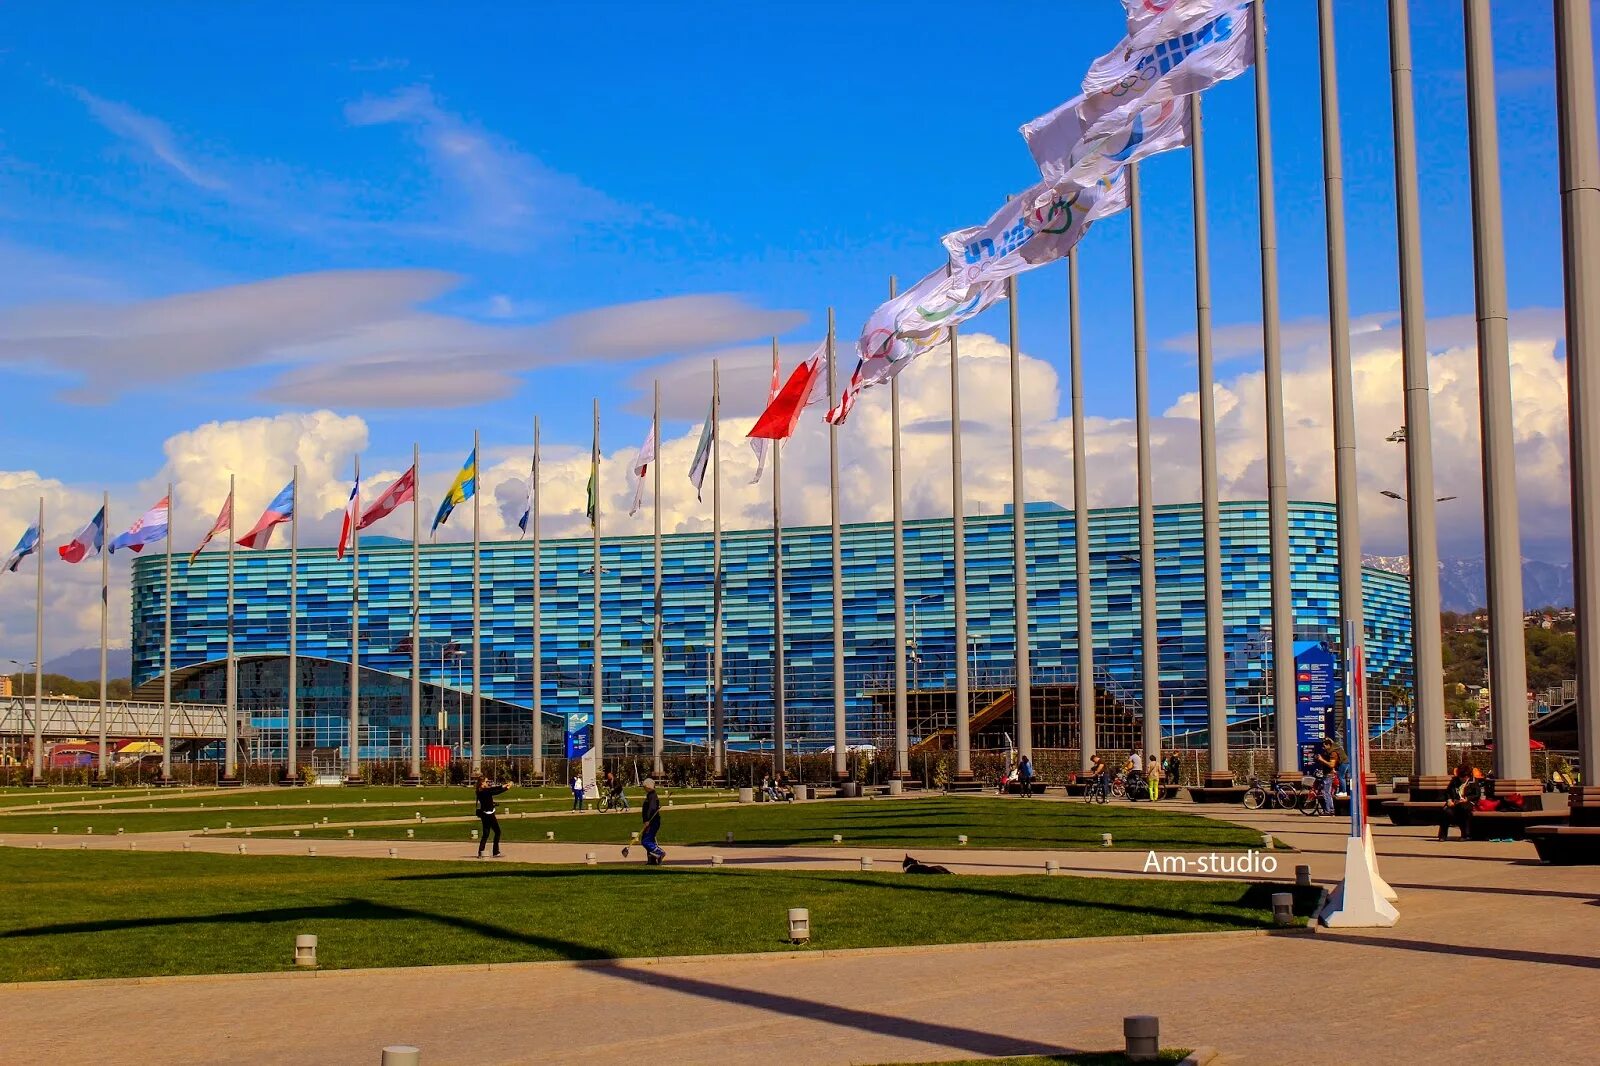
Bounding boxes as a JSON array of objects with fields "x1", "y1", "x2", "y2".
[
  {"x1": 294, "y1": 935, "x2": 317, "y2": 968},
  {"x1": 787, "y1": 908, "x2": 810, "y2": 943}
]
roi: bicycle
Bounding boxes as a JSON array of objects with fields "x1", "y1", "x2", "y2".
[
  {"x1": 1299, "y1": 775, "x2": 1332, "y2": 817},
  {"x1": 1241, "y1": 775, "x2": 1301, "y2": 811},
  {"x1": 1110, "y1": 773, "x2": 1129, "y2": 800},
  {"x1": 1082, "y1": 775, "x2": 1111, "y2": 804}
]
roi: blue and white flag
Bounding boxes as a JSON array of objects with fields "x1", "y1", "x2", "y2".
[
  {"x1": 3, "y1": 522, "x2": 40, "y2": 573},
  {"x1": 1022, "y1": 94, "x2": 1190, "y2": 187},
  {"x1": 517, "y1": 454, "x2": 536, "y2": 537}
]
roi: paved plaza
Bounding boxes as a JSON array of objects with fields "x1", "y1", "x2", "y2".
[{"x1": 2, "y1": 798, "x2": 1595, "y2": 1065}]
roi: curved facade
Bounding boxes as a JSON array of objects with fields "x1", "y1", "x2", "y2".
[{"x1": 132, "y1": 500, "x2": 1413, "y2": 757}]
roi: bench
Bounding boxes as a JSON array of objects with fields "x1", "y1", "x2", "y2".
[
  {"x1": 1526, "y1": 826, "x2": 1600, "y2": 864},
  {"x1": 1466, "y1": 808, "x2": 1569, "y2": 841},
  {"x1": 1186, "y1": 785, "x2": 1250, "y2": 804},
  {"x1": 1000, "y1": 782, "x2": 1048, "y2": 795}
]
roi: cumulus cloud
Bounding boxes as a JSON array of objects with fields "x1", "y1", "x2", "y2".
[{"x1": 0, "y1": 271, "x2": 805, "y2": 406}]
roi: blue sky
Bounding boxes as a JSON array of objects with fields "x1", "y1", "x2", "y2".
[{"x1": 0, "y1": 1, "x2": 1591, "y2": 653}]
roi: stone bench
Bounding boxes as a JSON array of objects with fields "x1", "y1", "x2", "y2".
[
  {"x1": 1526, "y1": 825, "x2": 1600, "y2": 864},
  {"x1": 1466, "y1": 808, "x2": 1569, "y2": 841}
]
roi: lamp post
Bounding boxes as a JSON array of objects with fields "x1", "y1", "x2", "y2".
[{"x1": 1380, "y1": 491, "x2": 1457, "y2": 504}]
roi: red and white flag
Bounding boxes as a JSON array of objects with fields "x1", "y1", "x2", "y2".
[
  {"x1": 190, "y1": 491, "x2": 233, "y2": 564},
  {"x1": 747, "y1": 350, "x2": 824, "y2": 441},
  {"x1": 357, "y1": 465, "x2": 416, "y2": 530},
  {"x1": 749, "y1": 351, "x2": 782, "y2": 484},
  {"x1": 337, "y1": 476, "x2": 361, "y2": 561}
]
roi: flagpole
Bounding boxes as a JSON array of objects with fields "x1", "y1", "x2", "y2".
[
  {"x1": 1389, "y1": 0, "x2": 1447, "y2": 787},
  {"x1": 890, "y1": 276, "x2": 910, "y2": 780},
  {"x1": 1463, "y1": 0, "x2": 1533, "y2": 791},
  {"x1": 98, "y1": 491, "x2": 110, "y2": 785},
  {"x1": 1071, "y1": 251, "x2": 1096, "y2": 771},
  {"x1": 951, "y1": 318, "x2": 972, "y2": 783},
  {"x1": 711, "y1": 361, "x2": 725, "y2": 780},
  {"x1": 1318, "y1": 0, "x2": 1375, "y2": 775},
  {"x1": 471, "y1": 430, "x2": 482, "y2": 777},
  {"x1": 1254, "y1": 0, "x2": 1299, "y2": 785},
  {"x1": 827, "y1": 307, "x2": 848, "y2": 783},
  {"x1": 162, "y1": 482, "x2": 173, "y2": 784},
  {"x1": 592, "y1": 401, "x2": 604, "y2": 768},
  {"x1": 1556, "y1": 0, "x2": 1600, "y2": 806},
  {"x1": 1007, "y1": 274, "x2": 1032, "y2": 764},
  {"x1": 31, "y1": 496, "x2": 43, "y2": 786},
  {"x1": 1190, "y1": 99, "x2": 1228, "y2": 786},
  {"x1": 532, "y1": 418, "x2": 544, "y2": 781},
  {"x1": 287, "y1": 465, "x2": 298, "y2": 784},
  {"x1": 1132, "y1": 166, "x2": 1161, "y2": 779},
  {"x1": 407, "y1": 443, "x2": 422, "y2": 785},
  {"x1": 771, "y1": 339, "x2": 787, "y2": 777},
  {"x1": 224, "y1": 477, "x2": 237, "y2": 785},
  {"x1": 652, "y1": 380, "x2": 665, "y2": 777},
  {"x1": 346, "y1": 455, "x2": 362, "y2": 785}
]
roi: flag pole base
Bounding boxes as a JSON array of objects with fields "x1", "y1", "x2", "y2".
[{"x1": 1319, "y1": 834, "x2": 1399, "y2": 927}]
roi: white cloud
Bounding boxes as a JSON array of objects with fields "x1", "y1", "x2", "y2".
[{"x1": 73, "y1": 87, "x2": 227, "y2": 192}]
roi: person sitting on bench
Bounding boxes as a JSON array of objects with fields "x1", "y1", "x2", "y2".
[{"x1": 1439, "y1": 763, "x2": 1481, "y2": 841}]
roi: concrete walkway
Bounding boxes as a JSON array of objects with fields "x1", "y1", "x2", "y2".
[{"x1": 3, "y1": 804, "x2": 1596, "y2": 1065}]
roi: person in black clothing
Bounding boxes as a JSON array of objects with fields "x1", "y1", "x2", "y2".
[
  {"x1": 475, "y1": 774, "x2": 508, "y2": 857},
  {"x1": 639, "y1": 777, "x2": 666, "y2": 864},
  {"x1": 1439, "y1": 764, "x2": 1480, "y2": 841}
]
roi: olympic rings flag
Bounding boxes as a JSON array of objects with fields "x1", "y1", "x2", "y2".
[
  {"x1": 1080, "y1": 0, "x2": 1255, "y2": 138},
  {"x1": 1022, "y1": 93, "x2": 1190, "y2": 187}
]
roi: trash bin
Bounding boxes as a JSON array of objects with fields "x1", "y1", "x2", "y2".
[{"x1": 738, "y1": 787, "x2": 754, "y2": 804}]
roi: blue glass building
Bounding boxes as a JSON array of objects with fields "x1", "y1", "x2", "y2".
[{"x1": 131, "y1": 500, "x2": 1413, "y2": 757}]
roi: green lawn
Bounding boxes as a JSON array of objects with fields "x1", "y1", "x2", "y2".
[
  {"x1": 0, "y1": 848, "x2": 1314, "y2": 983},
  {"x1": 259, "y1": 798, "x2": 1262, "y2": 851},
  {"x1": 0, "y1": 787, "x2": 208, "y2": 808}
]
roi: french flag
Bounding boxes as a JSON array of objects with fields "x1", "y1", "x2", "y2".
[
  {"x1": 110, "y1": 497, "x2": 170, "y2": 554},
  {"x1": 337, "y1": 475, "x2": 360, "y2": 561},
  {"x1": 58, "y1": 507, "x2": 106, "y2": 564},
  {"x1": 238, "y1": 481, "x2": 295, "y2": 550}
]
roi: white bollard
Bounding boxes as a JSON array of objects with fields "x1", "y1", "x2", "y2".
[
  {"x1": 294, "y1": 934, "x2": 317, "y2": 968},
  {"x1": 129, "y1": 842, "x2": 137, "y2": 851},
  {"x1": 1261, "y1": 832, "x2": 1274, "y2": 849},
  {"x1": 80, "y1": 842, "x2": 87, "y2": 850},
  {"x1": 86, "y1": 827, "x2": 93, "y2": 835},
  {"x1": 407, "y1": 829, "x2": 415, "y2": 839},
  {"x1": 380, "y1": 1046, "x2": 420, "y2": 1066},
  {"x1": 389, "y1": 848, "x2": 398, "y2": 858},
  {"x1": 711, "y1": 855, "x2": 723, "y2": 865},
  {"x1": 293, "y1": 830, "x2": 300, "y2": 837},
  {"x1": 631, "y1": 832, "x2": 640, "y2": 843},
  {"x1": 226, "y1": 822, "x2": 232, "y2": 829},
  {"x1": 1102, "y1": 833, "x2": 1113, "y2": 847},
  {"x1": 1296, "y1": 864, "x2": 1312, "y2": 887},
  {"x1": 725, "y1": 831, "x2": 734, "y2": 844},
  {"x1": 52, "y1": 826, "x2": 57, "y2": 834},
  {"x1": 585, "y1": 852, "x2": 596, "y2": 866},
  {"x1": 860, "y1": 856, "x2": 873, "y2": 871},
  {"x1": 471, "y1": 829, "x2": 479, "y2": 840},
  {"x1": 237, "y1": 843, "x2": 247, "y2": 854},
  {"x1": 117, "y1": 828, "x2": 124, "y2": 835},
  {"x1": 1045, "y1": 860, "x2": 1059, "y2": 875},
  {"x1": 1272, "y1": 892, "x2": 1294, "y2": 927},
  {"x1": 546, "y1": 831, "x2": 555, "y2": 840},
  {"x1": 958, "y1": 834, "x2": 968, "y2": 846},
  {"x1": 1124, "y1": 1015, "x2": 1159, "y2": 1063},
  {"x1": 308, "y1": 846, "x2": 316, "y2": 856},
  {"x1": 787, "y1": 907, "x2": 810, "y2": 943},
  {"x1": 416, "y1": 812, "x2": 422, "y2": 822},
  {"x1": 832, "y1": 834, "x2": 842, "y2": 843}
]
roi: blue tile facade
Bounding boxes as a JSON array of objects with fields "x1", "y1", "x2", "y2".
[{"x1": 131, "y1": 500, "x2": 1413, "y2": 754}]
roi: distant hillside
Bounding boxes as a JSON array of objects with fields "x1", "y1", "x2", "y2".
[
  {"x1": 1364, "y1": 555, "x2": 1572, "y2": 613},
  {"x1": 42, "y1": 646, "x2": 133, "y2": 682}
]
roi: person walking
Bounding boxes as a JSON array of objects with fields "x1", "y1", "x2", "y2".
[
  {"x1": 571, "y1": 771, "x2": 585, "y2": 812},
  {"x1": 639, "y1": 777, "x2": 666, "y2": 864},
  {"x1": 1016, "y1": 755, "x2": 1034, "y2": 797},
  {"x1": 1313, "y1": 738, "x2": 1340, "y2": 816},
  {"x1": 475, "y1": 774, "x2": 508, "y2": 858}
]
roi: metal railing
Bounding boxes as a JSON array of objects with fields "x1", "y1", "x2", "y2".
[{"x1": 0, "y1": 697, "x2": 234, "y2": 741}]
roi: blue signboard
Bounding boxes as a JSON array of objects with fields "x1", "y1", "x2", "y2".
[
  {"x1": 1293, "y1": 640, "x2": 1340, "y2": 770},
  {"x1": 564, "y1": 711, "x2": 593, "y2": 760}
]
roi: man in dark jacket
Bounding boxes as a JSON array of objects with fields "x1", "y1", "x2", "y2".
[
  {"x1": 475, "y1": 775, "x2": 508, "y2": 858},
  {"x1": 639, "y1": 778, "x2": 666, "y2": 864},
  {"x1": 1439, "y1": 764, "x2": 1481, "y2": 841}
]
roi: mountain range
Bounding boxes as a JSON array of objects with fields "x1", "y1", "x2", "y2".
[
  {"x1": 1362, "y1": 555, "x2": 1573, "y2": 613},
  {"x1": 40, "y1": 646, "x2": 133, "y2": 681}
]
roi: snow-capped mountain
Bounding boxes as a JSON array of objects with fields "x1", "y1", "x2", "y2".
[{"x1": 1362, "y1": 555, "x2": 1573, "y2": 612}]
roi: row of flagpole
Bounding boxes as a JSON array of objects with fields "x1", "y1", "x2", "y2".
[{"x1": 6, "y1": 1, "x2": 1599, "y2": 797}]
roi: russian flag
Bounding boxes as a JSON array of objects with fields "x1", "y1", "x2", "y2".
[
  {"x1": 58, "y1": 507, "x2": 106, "y2": 564},
  {"x1": 238, "y1": 481, "x2": 295, "y2": 550},
  {"x1": 110, "y1": 497, "x2": 170, "y2": 554}
]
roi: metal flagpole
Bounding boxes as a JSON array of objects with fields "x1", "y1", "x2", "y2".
[
  {"x1": 951, "y1": 318, "x2": 972, "y2": 782},
  {"x1": 1254, "y1": 0, "x2": 1299, "y2": 784},
  {"x1": 161, "y1": 483, "x2": 173, "y2": 784},
  {"x1": 98, "y1": 490, "x2": 110, "y2": 784},
  {"x1": 712, "y1": 362, "x2": 725, "y2": 779},
  {"x1": 890, "y1": 277, "x2": 910, "y2": 780},
  {"x1": 408, "y1": 443, "x2": 421, "y2": 785},
  {"x1": 224, "y1": 478, "x2": 237, "y2": 784},
  {"x1": 1463, "y1": 0, "x2": 1534, "y2": 790},
  {"x1": 31, "y1": 497, "x2": 44, "y2": 786},
  {"x1": 827, "y1": 308, "x2": 848, "y2": 782},
  {"x1": 772, "y1": 339, "x2": 787, "y2": 776},
  {"x1": 1190, "y1": 100, "x2": 1228, "y2": 785},
  {"x1": 1556, "y1": 0, "x2": 1600, "y2": 811},
  {"x1": 347, "y1": 456, "x2": 362, "y2": 784},
  {"x1": 1070, "y1": 252, "x2": 1097, "y2": 770},
  {"x1": 592, "y1": 401, "x2": 605, "y2": 767},
  {"x1": 471, "y1": 430, "x2": 482, "y2": 776},
  {"x1": 1131, "y1": 166, "x2": 1161, "y2": 779},
  {"x1": 287, "y1": 465, "x2": 298, "y2": 783},
  {"x1": 1389, "y1": 0, "x2": 1448, "y2": 787},
  {"x1": 532, "y1": 419, "x2": 544, "y2": 780},
  {"x1": 1007, "y1": 276, "x2": 1032, "y2": 762},
  {"x1": 652, "y1": 381, "x2": 665, "y2": 777}
]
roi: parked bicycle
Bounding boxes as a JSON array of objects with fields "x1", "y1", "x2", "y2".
[
  {"x1": 1082, "y1": 775, "x2": 1112, "y2": 804},
  {"x1": 1241, "y1": 775, "x2": 1302, "y2": 812}
]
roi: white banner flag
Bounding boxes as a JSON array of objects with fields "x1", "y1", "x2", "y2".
[
  {"x1": 944, "y1": 172, "x2": 1126, "y2": 287},
  {"x1": 1022, "y1": 93, "x2": 1190, "y2": 187},
  {"x1": 1122, "y1": 0, "x2": 1187, "y2": 35},
  {"x1": 627, "y1": 419, "x2": 656, "y2": 517},
  {"x1": 1081, "y1": 0, "x2": 1254, "y2": 138}
]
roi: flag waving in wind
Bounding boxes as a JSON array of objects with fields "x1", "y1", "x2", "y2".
[
  {"x1": 337, "y1": 474, "x2": 361, "y2": 561},
  {"x1": 58, "y1": 507, "x2": 106, "y2": 564},
  {"x1": 111, "y1": 496, "x2": 170, "y2": 554},
  {"x1": 748, "y1": 350, "x2": 824, "y2": 441},
  {"x1": 237, "y1": 483, "x2": 294, "y2": 550},
  {"x1": 518, "y1": 454, "x2": 537, "y2": 537},
  {"x1": 358, "y1": 465, "x2": 415, "y2": 530},
  {"x1": 688, "y1": 392, "x2": 715, "y2": 500},
  {"x1": 432, "y1": 448, "x2": 477, "y2": 537},
  {"x1": 4, "y1": 522, "x2": 40, "y2": 573},
  {"x1": 750, "y1": 351, "x2": 780, "y2": 483},
  {"x1": 628, "y1": 419, "x2": 657, "y2": 518},
  {"x1": 190, "y1": 491, "x2": 233, "y2": 564}
]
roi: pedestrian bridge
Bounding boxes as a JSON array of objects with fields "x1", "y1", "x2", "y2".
[{"x1": 0, "y1": 697, "x2": 235, "y2": 741}]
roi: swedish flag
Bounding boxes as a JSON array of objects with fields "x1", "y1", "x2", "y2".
[{"x1": 431, "y1": 447, "x2": 476, "y2": 536}]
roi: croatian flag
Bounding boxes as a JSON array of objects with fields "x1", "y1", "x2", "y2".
[
  {"x1": 110, "y1": 497, "x2": 170, "y2": 555},
  {"x1": 337, "y1": 475, "x2": 360, "y2": 561},
  {"x1": 58, "y1": 507, "x2": 106, "y2": 564},
  {"x1": 3, "y1": 522, "x2": 40, "y2": 573},
  {"x1": 238, "y1": 481, "x2": 295, "y2": 549}
]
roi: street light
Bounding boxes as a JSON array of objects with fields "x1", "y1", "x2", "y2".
[
  {"x1": 1379, "y1": 490, "x2": 1456, "y2": 503},
  {"x1": 1386, "y1": 427, "x2": 1407, "y2": 444}
]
